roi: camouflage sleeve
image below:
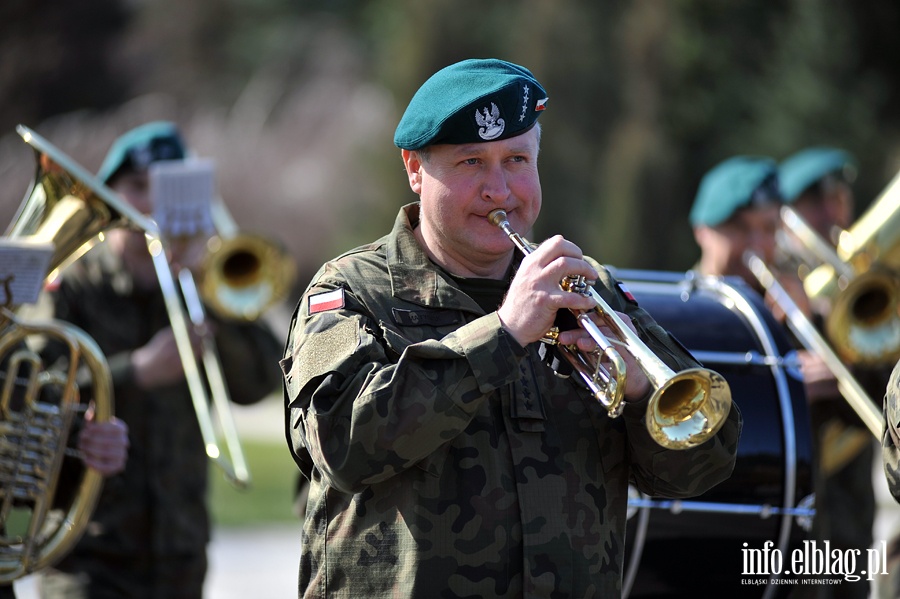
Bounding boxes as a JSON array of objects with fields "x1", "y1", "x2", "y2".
[
  {"x1": 282, "y1": 271, "x2": 526, "y2": 494},
  {"x1": 594, "y1": 264, "x2": 742, "y2": 498},
  {"x1": 883, "y1": 360, "x2": 900, "y2": 503}
]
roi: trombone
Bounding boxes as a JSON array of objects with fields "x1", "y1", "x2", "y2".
[
  {"x1": 778, "y1": 170, "x2": 900, "y2": 366},
  {"x1": 12, "y1": 125, "x2": 252, "y2": 489},
  {"x1": 488, "y1": 209, "x2": 732, "y2": 450},
  {"x1": 197, "y1": 199, "x2": 296, "y2": 322},
  {"x1": 744, "y1": 251, "x2": 883, "y2": 439}
]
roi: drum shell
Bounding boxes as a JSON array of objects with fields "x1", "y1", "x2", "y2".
[{"x1": 618, "y1": 271, "x2": 814, "y2": 598}]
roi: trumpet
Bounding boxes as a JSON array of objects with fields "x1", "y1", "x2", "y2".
[
  {"x1": 13, "y1": 125, "x2": 251, "y2": 489},
  {"x1": 744, "y1": 251, "x2": 883, "y2": 439},
  {"x1": 488, "y1": 209, "x2": 732, "y2": 450}
]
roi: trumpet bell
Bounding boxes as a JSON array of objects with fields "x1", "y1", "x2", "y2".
[
  {"x1": 200, "y1": 232, "x2": 296, "y2": 321},
  {"x1": 648, "y1": 369, "x2": 732, "y2": 450},
  {"x1": 487, "y1": 208, "x2": 733, "y2": 451}
]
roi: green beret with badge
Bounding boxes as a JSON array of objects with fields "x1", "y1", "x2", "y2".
[
  {"x1": 778, "y1": 147, "x2": 857, "y2": 202},
  {"x1": 690, "y1": 156, "x2": 783, "y2": 227},
  {"x1": 97, "y1": 121, "x2": 187, "y2": 184},
  {"x1": 394, "y1": 58, "x2": 549, "y2": 150}
]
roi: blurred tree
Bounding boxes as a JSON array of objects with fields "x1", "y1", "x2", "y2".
[
  {"x1": 2, "y1": 0, "x2": 900, "y2": 274},
  {"x1": 0, "y1": 0, "x2": 131, "y2": 134}
]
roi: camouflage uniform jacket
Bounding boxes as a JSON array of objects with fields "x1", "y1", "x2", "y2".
[
  {"x1": 884, "y1": 359, "x2": 900, "y2": 502},
  {"x1": 282, "y1": 203, "x2": 742, "y2": 598},
  {"x1": 44, "y1": 243, "x2": 283, "y2": 564}
]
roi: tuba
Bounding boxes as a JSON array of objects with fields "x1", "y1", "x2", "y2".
[
  {"x1": 780, "y1": 170, "x2": 900, "y2": 366},
  {"x1": 9, "y1": 125, "x2": 252, "y2": 489},
  {"x1": 0, "y1": 130, "x2": 119, "y2": 581},
  {"x1": 488, "y1": 209, "x2": 733, "y2": 450}
]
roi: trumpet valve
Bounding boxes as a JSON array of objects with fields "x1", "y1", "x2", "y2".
[
  {"x1": 541, "y1": 326, "x2": 561, "y2": 345},
  {"x1": 561, "y1": 275, "x2": 589, "y2": 295}
]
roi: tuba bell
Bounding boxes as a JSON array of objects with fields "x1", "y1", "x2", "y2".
[{"x1": 0, "y1": 127, "x2": 120, "y2": 582}]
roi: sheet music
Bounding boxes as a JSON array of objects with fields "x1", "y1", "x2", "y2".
[
  {"x1": 150, "y1": 158, "x2": 216, "y2": 237},
  {"x1": 0, "y1": 239, "x2": 54, "y2": 306}
]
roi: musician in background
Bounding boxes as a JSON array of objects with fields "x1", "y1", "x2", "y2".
[
  {"x1": 37, "y1": 122, "x2": 284, "y2": 599},
  {"x1": 281, "y1": 57, "x2": 741, "y2": 598},
  {"x1": 690, "y1": 154, "x2": 871, "y2": 598},
  {"x1": 781, "y1": 146, "x2": 897, "y2": 599}
]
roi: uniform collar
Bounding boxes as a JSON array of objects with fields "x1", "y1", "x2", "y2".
[{"x1": 386, "y1": 203, "x2": 484, "y2": 314}]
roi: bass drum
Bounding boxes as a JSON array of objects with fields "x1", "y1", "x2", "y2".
[{"x1": 617, "y1": 270, "x2": 814, "y2": 599}]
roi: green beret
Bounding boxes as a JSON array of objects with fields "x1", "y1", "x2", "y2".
[
  {"x1": 778, "y1": 147, "x2": 857, "y2": 202},
  {"x1": 690, "y1": 156, "x2": 782, "y2": 227},
  {"x1": 394, "y1": 58, "x2": 548, "y2": 150},
  {"x1": 97, "y1": 121, "x2": 187, "y2": 183}
]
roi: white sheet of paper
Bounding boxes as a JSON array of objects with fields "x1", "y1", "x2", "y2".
[
  {"x1": 0, "y1": 240, "x2": 54, "y2": 306},
  {"x1": 150, "y1": 158, "x2": 216, "y2": 237}
]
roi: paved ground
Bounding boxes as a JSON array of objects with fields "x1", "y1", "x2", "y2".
[{"x1": 13, "y1": 523, "x2": 303, "y2": 598}]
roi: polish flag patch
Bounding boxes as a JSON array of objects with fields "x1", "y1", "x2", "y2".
[
  {"x1": 308, "y1": 288, "x2": 345, "y2": 315},
  {"x1": 535, "y1": 97, "x2": 548, "y2": 111},
  {"x1": 616, "y1": 281, "x2": 637, "y2": 303}
]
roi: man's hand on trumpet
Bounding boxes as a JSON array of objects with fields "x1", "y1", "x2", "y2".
[{"x1": 497, "y1": 235, "x2": 651, "y2": 401}]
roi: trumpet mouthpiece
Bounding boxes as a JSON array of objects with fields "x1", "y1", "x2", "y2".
[{"x1": 488, "y1": 209, "x2": 508, "y2": 227}]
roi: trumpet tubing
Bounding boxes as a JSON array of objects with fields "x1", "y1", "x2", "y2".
[{"x1": 488, "y1": 209, "x2": 732, "y2": 450}]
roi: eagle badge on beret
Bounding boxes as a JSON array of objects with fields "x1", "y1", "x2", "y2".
[{"x1": 475, "y1": 103, "x2": 505, "y2": 140}]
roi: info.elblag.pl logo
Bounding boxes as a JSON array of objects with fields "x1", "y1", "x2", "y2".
[{"x1": 742, "y1": 540, "x2": 889, "y2": 585}]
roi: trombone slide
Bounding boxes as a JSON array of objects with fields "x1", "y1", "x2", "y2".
[
  {"x1": 147, "y1": 238, "x2": 251, "y2": 489},
  {"x1": 745, "y1": 252, "x2": 883, "y2": 438}
]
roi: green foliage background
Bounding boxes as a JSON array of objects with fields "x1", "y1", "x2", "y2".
[
  {"x1": 3, "y1": 0, "x2": 899, "y2": 289},
  {"x1": 209, "y1": 438, "x2": 299, "y2": 526}
]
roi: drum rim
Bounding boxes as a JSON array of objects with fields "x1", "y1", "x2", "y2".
[{"x1": 618, "y1": 270, "x2": 804, "y2": 597}]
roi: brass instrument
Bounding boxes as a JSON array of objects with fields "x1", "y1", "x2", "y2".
[
  {"x1": 147, "y1": 159, "x2": 295, "y2": 486},
  {"x1": 199, "y1": 200, "x2": 296, "y2": 322},
  {"x1": 780, "y1": 171, "x2": 900, "y2": 366},
  {"x1": 744, "y1": 251, "x2": 883, "y2": 439},
  {"x1": 11, "y1": 125, "x2": 252, "y2": 489},
  {"x1": 488, "y1": 209, "x2": 732, "y2": 450},
  {"x1": 0, "y1": 305, "x2": 112, "y2": 583},
  {"x1": 0, "y1": 129, "x2": 121, "y2": 580}
]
